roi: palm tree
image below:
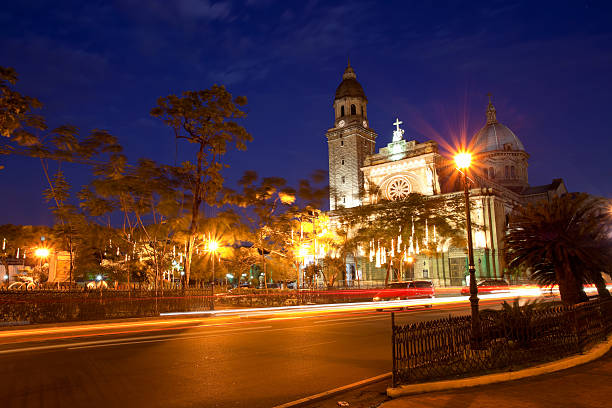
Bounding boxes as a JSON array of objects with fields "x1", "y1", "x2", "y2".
[{"x1": 505, "y1": 193, "x2": 612, "y2": 305}]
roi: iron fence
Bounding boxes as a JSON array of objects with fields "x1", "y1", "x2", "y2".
[
  {"x1": 0, "y1": 288, "x2": 214, "y2": 324},
  {"x1": 214, "y1": 287, "x2": 390, "y2": 307},
  {"x1": 391, "y1": 299, "x2": 612, "y2": 386}
]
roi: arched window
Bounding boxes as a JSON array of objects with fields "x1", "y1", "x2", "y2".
[
  {"x1": 483, "y1": 168, "x2": 488, "y2": 179},
  {"x1": 489, "y1": 167, "x2": 495, "y2": 179},
  {"x1": 511, "y1": 166, "x2": 515, "y2": 178},
  {"x1": 340, "y1": 106, "x2": 345, "y2": 117},
  {"x1": 505, "y1": 166, "x2": 509, "y2": 178},
  {"x1": 351, "y1": 104, "x2": 356, "y2": 115},
  {"x1": 361, "y1": 105, "x2": 364, "y2": 116}
]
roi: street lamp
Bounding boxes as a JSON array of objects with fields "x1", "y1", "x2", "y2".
[
  {"x1": 207, "y1": 239, "x2": 219, "y2": 287},
  {"x1": 34, "y1": 247, "x2": 50, "y2": 291},
  {"x1": 406, "y1": 255, "x2": 414, "y2": 280},
  {"x1": 454, "y1": 151, "x2": 482, "y2": 347},
  {"x1": 34, "y1": 247, "x2": 50, "y2": 258}
]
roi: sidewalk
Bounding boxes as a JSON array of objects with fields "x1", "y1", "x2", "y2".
[{"x1": 380, "y1": 349, "x2": 612, "y2": 408}]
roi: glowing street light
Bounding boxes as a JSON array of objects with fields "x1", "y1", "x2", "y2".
[
  {"x1": 406, "y1": 255, "x2": 414, "y2": 280},
  {"x1": 454, "y1": 151, "x2": 472, "y2": 170},
  {"x1": 206, "y1": 239, "x2": 220, "y2": 287},
  {"x1": 453, "y1": 150, "x2": 481, "y2": 348},
  {"x1": 35, "y1": 248, "x2": 50, "y2": 258}
]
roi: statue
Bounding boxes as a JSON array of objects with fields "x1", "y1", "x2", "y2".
[{"x1": 392, "y1": 118, "x2": 404, "y2": 142}]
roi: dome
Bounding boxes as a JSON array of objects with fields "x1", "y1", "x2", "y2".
[
  {"x1": 472, "y1": 98, "x2": 525, "y2": 153},
  {"x1": 334, "y1": 61, "x2": 367, "y2": 101},
  {"x1": 473, "y1": 122, "x2": 525, "y2": 152}
]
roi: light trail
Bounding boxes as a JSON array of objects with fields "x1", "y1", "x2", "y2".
[
  {"x1": 162, "y1": 286, "x2": 546, "y2": 318},
  {"x1": 1, "y1": 285, "x2": 608, "y2": 344}
]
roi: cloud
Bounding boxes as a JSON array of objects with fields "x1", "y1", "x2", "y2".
[
  {"x1": 116, "y1": 0, "x2": 233, "y2": 23},
  {"x1": 177, "y1": 0, "x2": 232, "y2": 20}
]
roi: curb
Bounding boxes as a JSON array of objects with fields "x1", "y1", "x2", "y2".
[
  {"x1": 272, "y1": 372, "x2": 391, "y2": 408},
  {"x1": 387, "y1": 333, "x2": 612, "y2": 398}
]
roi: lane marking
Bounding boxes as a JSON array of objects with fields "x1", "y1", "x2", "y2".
[
  {"x1": 313, "y1": 315, "x2": 389, "y2": 324},
  {"x1": 0, "y1": 326, "x2": 272, "y2": 355}
]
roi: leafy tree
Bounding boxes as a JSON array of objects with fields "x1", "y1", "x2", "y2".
[
  {"x1": 228, "y1": 171, "x2": 295, "y2": 289},
  {"x1": 0, "y1": 66, "x2": 45, "y2": 152},
  {"x1": 83, "y1": 159, "x2": 183, "y2": 290},
  {"x1": 335, "y1": 193, "x2": 465, "y2": 284},
  {"x1": 320, "y1": 255, "x2": 345, "y2": 288},
  {"x1": 303, "y1": 263, "x2": 321, "y2": 288},
  {"x1": 151, "y1": 86, "x2": 252, "y2": 286},
  {"x1": 225, "y1": 246, "x2": 258, "y2": 286},
  {"x1": 505, "y1": 193, "x2": 612, "y2": 305},
  {"x1": 0, "y1": 224, "x2": 52, "y2": 282}
]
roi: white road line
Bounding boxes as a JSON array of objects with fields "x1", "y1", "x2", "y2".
[
  {"x1": 312, "y1": 315, "x2": 389, "y2": 324},
  {"x1": 0, "y1": 326, "x2": 272, "y2": 355}
]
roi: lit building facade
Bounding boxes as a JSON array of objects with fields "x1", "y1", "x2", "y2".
[{"x1": 325, "y1": 62, "x2": 567, "y2": 286}]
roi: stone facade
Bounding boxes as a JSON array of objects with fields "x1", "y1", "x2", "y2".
[
  {"x1": 327, "y1": 62, "x2": 376, "y2": 210},
  {"x1": 324, "y1": 63, "x2": 568, "y2": 286}
]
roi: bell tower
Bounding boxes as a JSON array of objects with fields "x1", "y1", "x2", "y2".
[{"x1": 326, "y1": 60, "x2": 377, "y2": 210}]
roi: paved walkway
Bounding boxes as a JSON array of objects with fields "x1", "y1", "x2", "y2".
[{"x1": 381, "y1": 350, "x2": 612, "y2": 408}]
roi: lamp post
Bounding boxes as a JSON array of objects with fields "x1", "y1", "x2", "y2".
[
  {"x1": 406, "y1": 255, "x2": 414, "y2": 280},
  {"x1": 454, "y1": 152, "x2": 482, "y2": 347},
  {"x1": 207, "y1": 239, "x2": 219, "y2": 287},
  {"x1": 34, "y1": 247, "x2": 50, "y2": 291}
]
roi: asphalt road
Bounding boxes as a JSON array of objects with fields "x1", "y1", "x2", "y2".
[{"x1": 0, "y1": 300, "x2": 505, "y2": 408}]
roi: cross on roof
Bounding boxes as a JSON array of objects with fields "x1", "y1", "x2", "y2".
[{"x1": 393, "y1": 118, "x2": 403, "y2": 132}]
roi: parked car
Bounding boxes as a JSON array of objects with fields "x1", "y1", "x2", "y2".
[
  {"x1": 461, "y1": 279, "x2": 510, "y2": 295},
  {"x1": 373, "y1": 281, "x2": 435, "y2": 301}
]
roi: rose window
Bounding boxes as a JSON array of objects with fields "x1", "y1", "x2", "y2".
[{"x1": 385, "y1": 177, "x2": 411, "y2": 200}]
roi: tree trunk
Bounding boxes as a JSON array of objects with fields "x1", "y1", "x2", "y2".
[
  {"x1": 384, "y1": 258, "x2": 391, "y2": 286},
  {"x1": 593, "y1": 272, "x2": 611, "y2": 298},
  {"x1": 69, "y1": 234, "x2": 73, "y2": 287},
  {"x1": 556, "y1": 260, "x2": 581, "y2": 305}
]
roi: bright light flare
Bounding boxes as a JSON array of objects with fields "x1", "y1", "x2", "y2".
[
  {"x1": 454, "y1": 151, "x2": 472, "y2": 170},
  {"x1": 34, "y1": 248, "x2": 50, "y2": 258},
  {"x1": 208, "y1": 240, "x2": 219, "y2": 252}
]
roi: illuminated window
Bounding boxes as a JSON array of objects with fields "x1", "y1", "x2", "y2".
[
  {"x1": 340, "y1": 106, "x2": 345, "y2": 117},
  {"x1": 351, "y1": 104, "x2": 356, "y2": 115}
]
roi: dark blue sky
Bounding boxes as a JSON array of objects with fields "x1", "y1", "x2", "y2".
[{"x1": 2, "y1": 0, "x2": 611, "y2": 225}]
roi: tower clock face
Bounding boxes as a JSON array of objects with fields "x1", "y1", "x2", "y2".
[
  {"x1": 362, "y1": 120, "x2": 368, "y2": 128},
  {"x1": 338, "y1": 120, "x2": 345, "y2": 128}
]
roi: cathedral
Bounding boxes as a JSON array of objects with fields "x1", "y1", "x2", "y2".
[{"x1": 325, "y1": 62, "x2": 567, "y2": 286}]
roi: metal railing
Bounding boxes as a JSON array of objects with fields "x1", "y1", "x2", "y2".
[
  {"x1": 391, "y1": 299, "x2": 612, "y2": 386},
  {"x1": 0, "y1": 288, "x2": 214, "y2": 324}
]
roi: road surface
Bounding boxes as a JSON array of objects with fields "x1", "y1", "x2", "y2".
[{"x1": 0, "y1": 298, "x2": 521, "y2": 407}]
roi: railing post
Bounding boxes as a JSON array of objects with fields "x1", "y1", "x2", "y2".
[{"x1": 391, "y1": 312, "x2": 396, "y2": 387}]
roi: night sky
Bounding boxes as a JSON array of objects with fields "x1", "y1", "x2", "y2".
[{"x1": 1, "y1": 0, "x2": 611, "y2": 225}]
